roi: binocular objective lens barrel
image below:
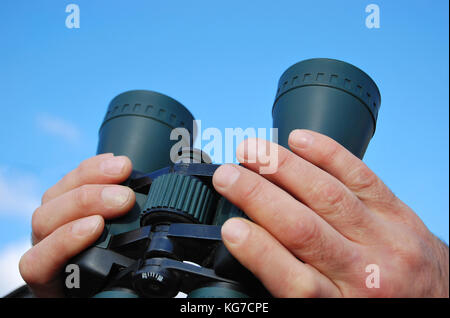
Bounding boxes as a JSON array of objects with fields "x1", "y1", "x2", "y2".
[
  {"x1": 272, "y1": 58, "x2": 381, "y2": 159},
  {"x1": 97, "y1": 90, "x2": 196, "y2": 173}
]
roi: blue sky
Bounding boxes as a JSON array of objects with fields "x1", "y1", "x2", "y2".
[{"x1": 0, "y1": 0, "x2": 448, "y2": 295}]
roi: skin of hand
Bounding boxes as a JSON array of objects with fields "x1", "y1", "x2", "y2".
[
  {"x1": 19, "y1": 130, "x2": 449, "y2": 298},
  {"x1": 19, "y1": 153, "x2": 136, "y2": 297},
  {"x1": 213, "y1": 130, "x2": 449, "y2": 297}
]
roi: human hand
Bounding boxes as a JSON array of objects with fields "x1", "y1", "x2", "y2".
[
  {"x1": 213, "y1": 130, "x2": 449, "y2": 297},
  {"x1": 19, "y1": 153, "x2": 135, "y2": 297}
]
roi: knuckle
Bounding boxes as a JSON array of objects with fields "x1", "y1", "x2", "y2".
[
  {"x1": 341, "y1": 242, "x2": 365, "y2": 269},
  {"x1": 74, "y1": 184, "x2": 92, "y2": 209},
  {"x1": 64, "y1": 156, "x2": 94, "y2": 185},
  {"x1": 348, "y1": 165, "x2": 378, "y2": 193},
  {"x1": 299, "y1": 279, "x2": 321, "y2": 298},
  {"x1": 74, "y1": 158, "x2": 90, "y2": 183},
  {"x1": 319, "y1": 142, "x2": 340, "y2": 166},
  {"x1": 276, "y1": 150, "x2": 294, "y2": 173},
  {"x1": 283, "y1": 268, "x2": 321, "y2": 298},
  {"x1": 376, "y1": 187, "x2": 401, "y2": 211},
  {"x1": 255, "y1": 240, "x2": 275, "y2": 269},
  {"x1": 389, "y1": 236, "x2": 428, "y2": 273},
  {"x1": 379, "y1": 182, "x2": 400, "y2": 205},
  {"x1": 31, "y1": 207, "x2": 45, "y2": 241},
  {"x1": 279, "y1": 267, "x2": 319, "y2": 297},
  {"x1": 401, "y1": 240, "x2": 427, "y2": 270},
  {"x1": 239, "y1": 179, "x2": 264, "y2": 203},
  {"x1": 348, "y1": 165, "x2": 400, "y2": 206},
  {"x1": 285, "y1": 216, "x2": 320, "y2": 251},
  {"x1": 313, "y1": 180, "x2": 346, "y2": 210},
  {"x1": 41, "y1": 190, "x2": 52, "y2": 204}
]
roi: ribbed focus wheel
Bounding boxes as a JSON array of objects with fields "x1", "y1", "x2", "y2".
[
  {"x1": 213, "y1": 197, "x2": 247, "y2": 226},
  {"x1": 142, "y1": 173, "x2": 215, "y2": 225}
]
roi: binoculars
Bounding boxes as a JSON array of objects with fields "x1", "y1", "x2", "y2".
[{"x1": 65, "y1": 58, "x2": 381, "y2": 298}]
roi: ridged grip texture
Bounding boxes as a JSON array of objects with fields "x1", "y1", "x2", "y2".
[
  {"x1": 100, "y1": 90, "x2": 195, "y2": 132},
  {"x1": 143, "y1": 174, "x2": 215, "y2": 224},
  {"x1": 213, "y1": 197, "x2": 246, "y2": 226},
  {"x1": 274, "y1": 58, "x2": 381, "y2": 123}
]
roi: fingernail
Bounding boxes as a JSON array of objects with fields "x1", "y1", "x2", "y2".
[
  {"x1": 100, "y1": 156, "x2": 127, "y2": 175},
  {"x1": 290, "y1": 130, "x2": 314, "y2": 149},
  {"x1": 222, "y1": 218, "x2": 250, "y2": 245},
  {"x1": 213, "y1": 164, "x2": 240, "y2": 188},
  {"x1": 101, "y1": 186, "x2": 131, "y2": 207},
  {"x1": 71, "y1": 215, "x2": 101, "y2": 236}
]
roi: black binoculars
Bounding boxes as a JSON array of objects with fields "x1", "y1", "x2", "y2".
[{"x1": 65, "y1": 58, "x2": 381, "y2": 298}]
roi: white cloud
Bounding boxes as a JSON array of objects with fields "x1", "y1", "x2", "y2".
[
  {"x1": 0, "y1": 239, "x2": 31, "y2": 297},
  {"x1": 36, "y1": 114, "x2": 81, "y2": 144},
  {"x1": 0, "y1": 167, "x2": 41, "y2": 218}
]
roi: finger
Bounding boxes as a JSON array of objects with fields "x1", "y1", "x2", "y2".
[
  {"x1": 236, "y1": 138, "x2": 381, "y2": 241},
  {"x1": 221, "y1": 218, "x2": 341, "y2": 297},
  {"x1": 32, "y1": 185, "x2": 134, "y2": 244},
  {"x1": 42, "y1": 154, "x2": 132, "y2": 204},
  {"x1": 19, "y1": 215, "x2": 104, "y2": 297},
  {"x1": 287, "y1": 130, "x2": 403, "y2": 213},
  {"x1": 213, "y1": 164, "x2": 362, "y2": 277}
]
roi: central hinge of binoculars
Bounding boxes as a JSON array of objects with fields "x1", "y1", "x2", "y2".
[{"x1": 103, "y1": 222, "x2": 249, "y2": 297}]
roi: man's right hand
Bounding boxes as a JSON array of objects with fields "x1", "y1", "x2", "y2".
[{"x1": 19, "y1": 153, "x2": 135, "y2": 297}]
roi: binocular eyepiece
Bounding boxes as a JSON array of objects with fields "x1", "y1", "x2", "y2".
[{"x1": 67, "y1": 58, "x2": 381, "y2": 298}]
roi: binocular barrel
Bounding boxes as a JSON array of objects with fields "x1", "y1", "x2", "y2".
[
  {"x1": 273, "y1": 58, "x2": 381, "y2": 159},
  {"x1": 97, "y1": 90, "x2": 196, "y2": 171}
]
